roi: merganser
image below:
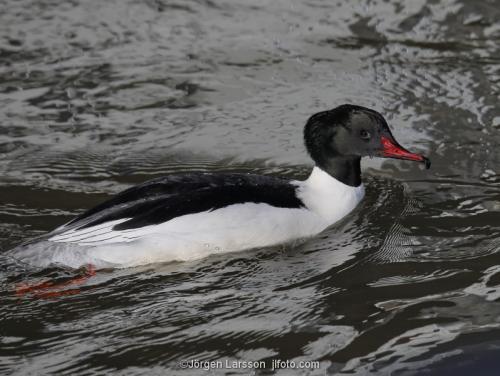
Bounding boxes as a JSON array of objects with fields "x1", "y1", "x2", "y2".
[{"x1": 8, "y1": 104, "x2": 430, "y2": 269}]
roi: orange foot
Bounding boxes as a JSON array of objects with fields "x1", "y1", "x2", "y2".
[{"x1": 15, "y1": 264, "x2": 96, "y2": 299}]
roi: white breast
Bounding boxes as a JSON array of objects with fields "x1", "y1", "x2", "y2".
[{"x1": 295, "y1": 166, "x2": 365, "y2": 225}]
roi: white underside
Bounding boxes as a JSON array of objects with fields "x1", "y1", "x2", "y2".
[{"x1": 10, "y1": 167, "x2": 365, "y2": 269}]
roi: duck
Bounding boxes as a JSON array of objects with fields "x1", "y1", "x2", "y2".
[{"x1": 8, "y1": 104, "x2": 430, "y2": 270}]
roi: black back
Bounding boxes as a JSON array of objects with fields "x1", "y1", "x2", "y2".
[{"x1": 57, "y1": 173, "x2": 304, "y2": 232}]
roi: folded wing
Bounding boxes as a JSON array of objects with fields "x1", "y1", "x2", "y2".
[{"x1": 47, "y1": 173, "x2": 304, "y2": 245}]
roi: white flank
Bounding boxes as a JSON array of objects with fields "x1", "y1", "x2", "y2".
[{"x1": 13, "y1": 167, "x2": 365, "y2": 268}]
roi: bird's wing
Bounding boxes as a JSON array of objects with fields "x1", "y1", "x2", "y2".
[{"x1": 47, "y1": 172, "x2": 303, "y2": 244}]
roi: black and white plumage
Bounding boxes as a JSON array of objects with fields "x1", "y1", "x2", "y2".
[
  {"x1": 58, "y1": 173, "x2": 305, "y2": 233},
  {"x1": 9, "y1": 104, "x2": 429, "y2": 269}
]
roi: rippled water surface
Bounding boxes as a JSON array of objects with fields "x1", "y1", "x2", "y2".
[{"x1": 1, "y1": 0, "x2": 500, "y2": 374}]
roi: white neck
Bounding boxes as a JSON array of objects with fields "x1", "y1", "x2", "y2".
[{"x1": 295, "y1": 166, "x2": 365, "y2": 225}]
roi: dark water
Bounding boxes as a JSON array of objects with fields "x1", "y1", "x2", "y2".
[{"x1": 1, "y1": 0, "x2": 500, "y2": 374}]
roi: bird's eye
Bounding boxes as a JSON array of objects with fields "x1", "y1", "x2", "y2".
[{"x1": 360, "y1": 130, "x2": 371, "y2": 140}]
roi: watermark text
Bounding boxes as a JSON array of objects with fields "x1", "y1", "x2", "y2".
[{"x1": 178, "y1": 358, "x2": 321, "y2": 371}]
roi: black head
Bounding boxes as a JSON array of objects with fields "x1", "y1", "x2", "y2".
[{"x1": 304, "y1": 104, "x2": 430, "y2": 186}]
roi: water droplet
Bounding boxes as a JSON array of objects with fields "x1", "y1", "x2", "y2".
[{"x1": 66, "y1": 88, "x2": 76, "y2": 99}]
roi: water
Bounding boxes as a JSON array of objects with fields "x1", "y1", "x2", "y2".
[{"x1": 1, "y1": 0, "x2": 499, "y2": 374}]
